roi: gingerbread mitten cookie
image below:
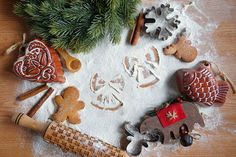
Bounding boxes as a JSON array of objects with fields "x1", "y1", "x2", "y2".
[{"x1": 53, "y1": 86, "x2": 85, "y2": 124}]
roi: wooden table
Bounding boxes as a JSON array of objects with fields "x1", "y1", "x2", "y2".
[{"x1": 0, "y1": 0, "x2": 235, "y2": 157}]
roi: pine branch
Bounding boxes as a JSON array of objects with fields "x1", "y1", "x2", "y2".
[
  {"x1": 14, "y1": 0, "x2": 140, "y2": 52},
  {"x1": 119, "y1": 0, "x2": 141, "y2": 27},
  {"x1": 88, "y1": 14, "x2": 105, "y2": 39}
]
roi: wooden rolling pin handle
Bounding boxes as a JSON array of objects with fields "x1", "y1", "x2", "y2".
[{"x1": 12, "y1": 113, "x2": 50, "y2": 134}]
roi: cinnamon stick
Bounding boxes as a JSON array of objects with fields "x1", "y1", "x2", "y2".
[
  {"x1": 17, "y1": 84, "x2": 49, "y2": 101},
  {"x1": 130, "y1": 13, "x2": 145, "y2": 45},
  {"x1": 27, "y1": 87, "x2": 54, "y2": 117}
]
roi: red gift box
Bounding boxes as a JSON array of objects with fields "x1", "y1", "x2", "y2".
[{"x1": 157, "y1": 103, "x2": 186, "y2": 128}]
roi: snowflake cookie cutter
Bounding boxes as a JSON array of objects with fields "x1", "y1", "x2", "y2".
[{"x1": 144, "y1": 4, "x2": 180, "y2": 40}]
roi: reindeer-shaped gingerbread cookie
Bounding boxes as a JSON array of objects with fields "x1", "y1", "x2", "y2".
[
  {"x1": 53, "y1": 86, "x2": 85, "y2": 124},
  {"x1": 163, "y1": 35, "x2": 197, "y2": 62}
]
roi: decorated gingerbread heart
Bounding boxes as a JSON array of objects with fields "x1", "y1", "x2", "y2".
[
  {"x1": 13, "y1": 39, "x2": 65, "y2": 83},
  {"x1": 176, "y1": 61, "x2": 230, "y2": 106}
]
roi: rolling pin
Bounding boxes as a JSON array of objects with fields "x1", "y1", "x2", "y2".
[{"x1": 12, "y1": 113, "x2": 129, "y2": 157}]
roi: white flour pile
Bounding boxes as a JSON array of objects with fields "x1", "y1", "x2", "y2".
[{"x1": 16, "y1": 0, "x2": 232, "y2": 156}]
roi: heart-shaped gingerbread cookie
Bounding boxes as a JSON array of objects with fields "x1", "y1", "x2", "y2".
[{"x1": 13, "y1": 39, "x2": 65, "y2": 83}]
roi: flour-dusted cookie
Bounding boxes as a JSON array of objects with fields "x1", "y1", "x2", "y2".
[
  {"x1": 163, "y1": 36, "x2": 197, "y2": 62},
  {"x1": 53, "y1": 86, "x2": 85, "y2": 124}
]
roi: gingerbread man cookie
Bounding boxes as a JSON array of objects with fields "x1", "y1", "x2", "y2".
[{"x1": 53, "y1": 86, "x2": 85, "y2": 124}]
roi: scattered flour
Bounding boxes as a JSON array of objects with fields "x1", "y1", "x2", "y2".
[{"x1": 15, "y1": 0, "x2": 233, "y2": 157}]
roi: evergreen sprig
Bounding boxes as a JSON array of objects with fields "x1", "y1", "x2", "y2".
[{"x1": 14, "y1": 0, "x2": 140, "y2": 53}]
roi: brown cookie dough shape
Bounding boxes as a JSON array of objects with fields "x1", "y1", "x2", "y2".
[
  {"x1": 163, "y1": 36, "x2": 197, "y2": 62},
  {"x1": 53, "y1": 86, "x2": 85, "y2": 124}
]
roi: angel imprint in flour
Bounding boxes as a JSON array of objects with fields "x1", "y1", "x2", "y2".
[
  {"x1": 90, "y1": 74, "x2": 125, "y2": 111},
  {"x1": 123, "y1": 47, "x2": 160, "y2": 88}
]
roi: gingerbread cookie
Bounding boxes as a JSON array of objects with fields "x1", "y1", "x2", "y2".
[
  {"x1": 176, "y1": 61, "x2": 230, "y2": 106},
  {"x1": 163, "y1": 36, "x2": 197, "y2": 62},
  {"x1": 53, "y1": 86, "x2": 85, "y2": 124},
  {"x1": 13, "y1": 39, "x2": 65, "y2": 83}
]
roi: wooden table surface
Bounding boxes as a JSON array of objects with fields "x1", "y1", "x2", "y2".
[{"x1": 0, "y1": 0, "x2": 236, "y2": 157}]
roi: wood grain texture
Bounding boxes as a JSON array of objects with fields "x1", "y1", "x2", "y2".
[{"x1": 0, "y1": 0, "x2": 235, "y2": 157}]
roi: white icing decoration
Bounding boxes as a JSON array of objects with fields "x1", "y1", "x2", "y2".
[{"x1": 13, "y1": 39, "x2": 57, "y2": 82}]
